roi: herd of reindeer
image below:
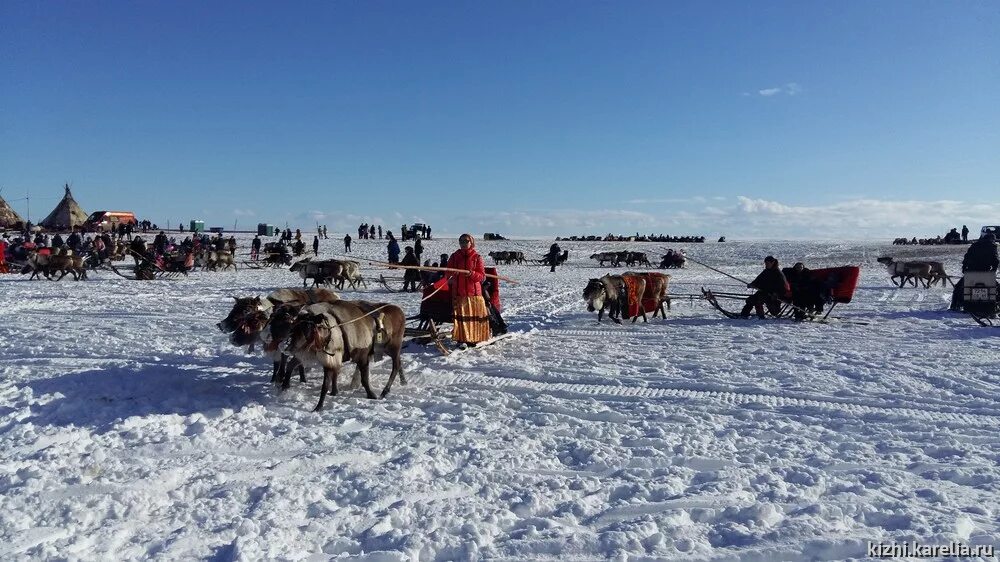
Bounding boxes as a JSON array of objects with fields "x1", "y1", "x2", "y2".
[{"x1": 217, "y1": 287, "x2": 407, "y2": 411}]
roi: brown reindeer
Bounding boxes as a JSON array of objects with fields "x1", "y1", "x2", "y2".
[
  {"x1": 287, "y1": 300, "x2": 406, "y2": 411},
  {"x1": 217, "y1": 288, "x2": 340, "y2": 384},
  {"x1": 877, "y1": 257, "x2": 934, "y2": 288},
  {"x1": 626, "y1": 271, "x2": 672, "y2": 321}
]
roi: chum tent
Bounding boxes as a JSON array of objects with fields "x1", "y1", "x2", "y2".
[
  {"x1": 39, "y1": 184, "x2": 89, "y2": 231},
  {"x1": 0, "y1": 194, "x2": 25, "y2": 228}
]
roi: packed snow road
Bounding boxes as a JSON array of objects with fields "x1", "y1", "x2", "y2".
[{"x1": 2, "y1": 237, "x2": 998, "y2": 561}]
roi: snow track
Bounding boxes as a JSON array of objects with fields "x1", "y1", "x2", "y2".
[{"x1": 420, "y1": 369, "x2": 1000, "y2": 427}]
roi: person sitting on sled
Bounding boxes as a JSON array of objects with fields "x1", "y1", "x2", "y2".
[
  {"x1": 740, "y1": 256, "x2": 789, "y2": 319},
  {"x1": 951, "y1": 232, "x2": 999, "y2": 311},
  {"x1": 785, "y1": 262, "x2": 828, "y2": 321}
]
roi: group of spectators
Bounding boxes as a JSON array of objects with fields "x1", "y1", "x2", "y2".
[
  {"x1": 357, "y1": 223, "x2": 384, "y2": 240},
  {"x1": 894, "y1": 225, "x2": 972, "y2": 246},
  {"x1": 557, "y1": 233, "x2": 706, "y2": 243}
]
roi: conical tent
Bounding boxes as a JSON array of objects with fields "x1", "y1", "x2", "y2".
[
  {"x1": 0, "y1": 194, "x2": 24, "y2": 228},
  {"x1": 40, "y1": 184, "x2": 89, "y2": 230}
]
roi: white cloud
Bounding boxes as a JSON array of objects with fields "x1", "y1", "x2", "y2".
[
  {"x1": 755, "y1": 82, "x2": 802, "y2": 97},
  {"x1": 721, "y1": 196, "x2": 999, "y2": 238},
  {"x1": 626, "y1": 196, "x2": 707, "y2": 205},
  {"x1": 232, "y1": 208, "x2": 255, "y2": 217}
]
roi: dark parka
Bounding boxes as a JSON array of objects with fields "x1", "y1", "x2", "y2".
[
  {"x1": 962, "y1": 236, "x2": 999, "y2": 272},
  {"x1": 749, "y1": 268, "x2": 790, "y2": 297}
]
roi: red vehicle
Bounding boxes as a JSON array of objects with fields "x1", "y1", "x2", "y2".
[{"x1": 83, "y1": 211, "x2": 138, "y2": 232}]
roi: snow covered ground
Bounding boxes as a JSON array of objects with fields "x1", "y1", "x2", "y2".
[{"x1": 2, "y1": 235, "x2": 998, "y2": 561}]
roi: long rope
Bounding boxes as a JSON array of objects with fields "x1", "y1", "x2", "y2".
[
  {"x1": 685, "y1": 255, "x2": 750, "y2": 285},
  {"x1": 329, "y1": 253, "x2": 520, "y2": 285}
]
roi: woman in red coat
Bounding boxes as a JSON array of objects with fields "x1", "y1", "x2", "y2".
[{"x1": 446, "y1": 233, "x2": 490, "y2": 345}]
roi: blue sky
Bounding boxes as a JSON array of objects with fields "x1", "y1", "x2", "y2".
[{"x1": 2, "y1": 1, "x2": 998, "y2": 238}]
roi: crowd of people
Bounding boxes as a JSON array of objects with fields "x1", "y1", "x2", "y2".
[
  {"x1": 356, "y1": 223, "x2": 385, "y2": 240},
  {"x1": 557, "y1": 233, "x2": 705, "y2": 243},
  {"x1": 1, "y1": 230, "x2": 121, "y2": 265},
  {"x1": 893, "y1": 225, "x2": 972, "y2": 245}
]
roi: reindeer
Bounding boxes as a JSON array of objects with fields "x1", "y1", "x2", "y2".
[
  {"x1": 291, "y1": 258, "x2": 342, "y2": 288},
  {"x1": 625, "y1": 271, "x2": 672, "y2": 321},
  {"x1": 217, "y1": 288, "x2": 340, "y2": 385},
  {"x1": 877, "y1": 257, "x2": 933, "y2": 288},
  {"x1": 336, "y1": 260, "x2": 366, "y2": 290},
  {"x1": 22, "y1": 251, "x2": 87, "y2": 281},
  {"x1": 287, "y1": 300, "x2": 406, "y2": 410},
  {"x1": 590, "y1": 252, "x2": 620, "y2": 267},
  {"x1": 923, "y1": 261, "x2": 954, "y2": 287},
  {"x1": 207, "y1": 250, "x2": 237, "y2": 271}
]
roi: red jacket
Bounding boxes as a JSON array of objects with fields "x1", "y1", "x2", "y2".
[{"x1": 446, "y1": 248, "x2": 486, "y2": 298}]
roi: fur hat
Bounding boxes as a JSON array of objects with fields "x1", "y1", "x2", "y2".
[
  {"x1": 459, "y1": 233, "x2": 475, "y2": 248},
  {"x1": 764, "y1": 255, "x2": 776, "y2": 263},
  {"x1": 984, "y1": 233, "x2": 997, "y2": 242}
]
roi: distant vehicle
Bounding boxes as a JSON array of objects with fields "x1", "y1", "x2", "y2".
[
  {"x1": 981, "y1": 226, "x2": 1000, "y2": 239},
  {"x1": 404, "y1": 223, "x2": 429, "y2": 240},
  {"x1": 83, "y1": 211, "x2": 138, "y2": 232}
]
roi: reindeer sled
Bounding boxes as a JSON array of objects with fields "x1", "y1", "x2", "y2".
[
  {"x1": 404, "y1": 266, "x2": 509, "y2": 354},
  {"x1": 702, "y1": 266, "x2": 862, "y2": 323},
  {"x1": 243, "y1": 243, "x2": 293, "y2": 269},
  {"x1": 106, "y1": 250, "x2": 195, "y2": 280}
]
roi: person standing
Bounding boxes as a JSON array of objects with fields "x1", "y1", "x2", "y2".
[
  {"x1": 313, "y1": 235, "x2": 320, "y2": 256},
  {"x1": 377, "y1": 225, "x2": 382, "y2": 239},
  {"x1": 962, "y1": 225, "x2": 970, "y2": 243},
  {"x1": 386, "y1": 232, "x2": 400, "y2": 264},
  {"x1": 445, "y1": 234, "x2": 490, "y2": 347},
  {"x1": 67, "y1": 230, "x2": 82, "y2": 253},
  {"x1": 401, "y1": 246, "x2": 421, "y2": 292},
  {"x1": 251, "y1": 235, "x2": 261, "y2": 260},
  {"x1": 344, "y1": 233, "x2": 352, "y2": 253},
  {"x1": 546, "y1": 242, "x2": 562, "y2": 273},
  {"x1": 414, "y1": 237, "x2": 423, "y2": 262}
]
